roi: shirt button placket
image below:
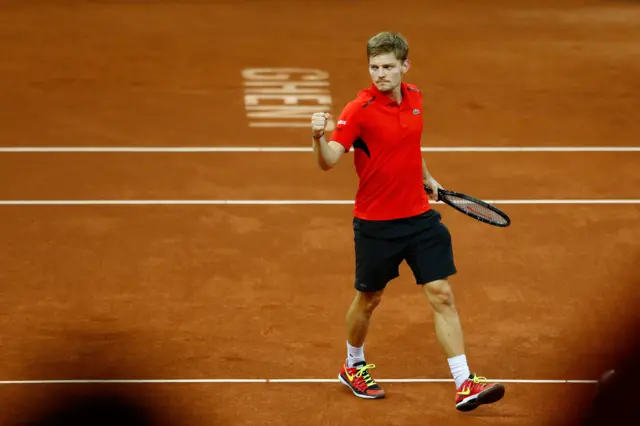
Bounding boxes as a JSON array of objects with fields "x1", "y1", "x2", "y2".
[{"x1": 400, "y1": 106, "x2": 409, "y2": 132}]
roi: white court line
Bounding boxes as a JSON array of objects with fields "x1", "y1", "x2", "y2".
[
  {"x1": 0, "y1": 146, "x2": 638, "y2": 153},
  {"x1": 0, "y1": 199, "x2": 638, "y2": 206},
  {"x1": 0, "y1": 378, "x2": 597, "y2": 385}
]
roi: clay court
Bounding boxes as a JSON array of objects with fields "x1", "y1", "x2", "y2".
[{"x1": 1, "y1": 0, "x2": 639, "y2": 425}]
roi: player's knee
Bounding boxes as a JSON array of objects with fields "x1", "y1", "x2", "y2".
[
  {"x1": 356, "y1": 290, "x2": 383, "y2": 313},
  {"x1": 423, "y1": 280, "x2": 454, "y2": 311}
]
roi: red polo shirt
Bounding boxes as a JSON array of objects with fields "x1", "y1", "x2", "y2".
[{"x1": 330, "y1": 82, "x2": 430, "y2": 220}]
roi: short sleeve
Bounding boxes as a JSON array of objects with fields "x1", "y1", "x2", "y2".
[{"x1": 329, "y1": 101, "x2": 361, "y2": 152}]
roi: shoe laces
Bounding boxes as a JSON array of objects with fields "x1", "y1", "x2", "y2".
[
  {"x1": 457, "y1": 374, "x2": 491, "y2": 396},
  {"x1": 470, "y1": 375, "x2": 488, "y2": 384},
  {"x1": 468, "y1": 375, "x2": 495, "y2": 391},
  {"x1": 353, "y1": 363, "x2": 377, "y2": 387}
]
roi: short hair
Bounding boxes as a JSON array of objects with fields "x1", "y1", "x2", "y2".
[{"x1": 366, "y1": 31, "x2": 409, "y2": 62}]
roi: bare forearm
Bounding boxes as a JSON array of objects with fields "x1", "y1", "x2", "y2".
[
  {"x1": 310, "y1": 112, "x2": 344, "y2": 170},
  {"x1": 422, "y1": 157, "x2": 442, "y2": 200},
  {"x1": 312, "y1": 135, "x2": 338, "y2": 170},
  {"x1": 422, "y1": 158, "x2": 433, "y2": 183},
  {"x1": 422, "y1": 157, "x2": 443, "y2": 189}
]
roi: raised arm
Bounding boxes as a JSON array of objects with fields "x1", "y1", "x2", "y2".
[{"x1": 311, "y1": 112, "x2": 345, "y2": 171}]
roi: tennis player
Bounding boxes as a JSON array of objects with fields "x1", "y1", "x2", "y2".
[{"x1": 310, "y1": 31, "x2": 505, "y2": 411}]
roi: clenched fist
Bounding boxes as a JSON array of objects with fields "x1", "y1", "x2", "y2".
[{"x1": 311, "y1": 112, "x2": 331, "y2": 138}]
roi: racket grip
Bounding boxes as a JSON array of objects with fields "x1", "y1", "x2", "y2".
[{"x1": 423, "y1": 184, "x2": 440, "y2": 201}]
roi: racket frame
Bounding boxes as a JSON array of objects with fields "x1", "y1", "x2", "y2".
[{"x1": 425, "y1": 185, "x2": 511, "y2": 227}]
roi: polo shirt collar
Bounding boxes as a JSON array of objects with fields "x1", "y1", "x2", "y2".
[{"x1": 369, "y1": 81, "x2": 409, "y2": 106}]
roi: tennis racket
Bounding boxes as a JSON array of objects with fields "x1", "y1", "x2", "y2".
[{"x1": 425, "y1": 185, "x2": 511, "y2": 227}]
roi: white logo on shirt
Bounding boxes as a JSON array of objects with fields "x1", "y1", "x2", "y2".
[
  {"x1": 413, "y1": 109, "x2": 420, "y2": 115},
  {"x1": 338, "y1": 120, "x2": 348, "y2": 125}
]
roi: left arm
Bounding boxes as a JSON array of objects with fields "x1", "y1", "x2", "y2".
[{"x1": 422, "y1": 157, "x2": 442, "y2": 201}]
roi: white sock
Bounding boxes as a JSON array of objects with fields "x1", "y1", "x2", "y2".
[
  {"x1": 448, "y1": 354, "x2": 471, "y2": 389},
  {"x1": 346, "y1": 341, "x2": 365, "y2": 367}
]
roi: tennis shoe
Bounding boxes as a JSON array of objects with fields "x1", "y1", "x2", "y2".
[
  {"x1": 338, "y1": 360, "x2": 385, "y2": 399},
  {"x1": 455, "y1": 373, "x2": 505, "y2": 411}
]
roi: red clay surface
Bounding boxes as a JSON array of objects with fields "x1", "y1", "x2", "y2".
[
  {"x1": 1, "y1": 205, "x2": 638, "y2": 424},
  {"x1": 1, "y1": 152, "x2": 639, "y2": 200},
  {"x1": 1, "y1": 0, "x2": 639, "y2": 148},
  {"x1": 1, "y1": 1, "x2": 639, "y2": 425}
]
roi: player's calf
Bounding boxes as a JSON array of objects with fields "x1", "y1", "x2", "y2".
[{"x1": 346, "y1": 290, "x2": 383, "y2": 349}]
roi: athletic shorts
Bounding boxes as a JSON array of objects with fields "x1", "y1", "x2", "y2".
[{"x1": 352, "y1": 209, "x2": 457, "y2": 292}]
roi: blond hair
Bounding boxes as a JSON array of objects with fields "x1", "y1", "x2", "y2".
[{"x1": 366, "y1": 31, "x2": 409, "y2": 62}]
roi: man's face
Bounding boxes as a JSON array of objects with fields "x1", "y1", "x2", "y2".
[{"x1": 368, "y1": 52, "x2": 409, "y2": 93}]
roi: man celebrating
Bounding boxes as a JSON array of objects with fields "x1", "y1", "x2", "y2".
[{"x1": 310, "y1": 31, "x2": 505, "y2": 412}]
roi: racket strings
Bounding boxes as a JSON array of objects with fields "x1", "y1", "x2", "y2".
[{"x1": 442, "y1": 194, "x2": 508, "y2": 225}]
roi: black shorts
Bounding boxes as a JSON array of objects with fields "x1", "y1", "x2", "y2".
[{"x1": 353, "y1": 209, "x2": 457, "y2": 292}]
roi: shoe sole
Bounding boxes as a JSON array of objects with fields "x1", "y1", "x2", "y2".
[
  {"x1": 338, "y1": 374, "x2": 385, "y2": 399},
  {"x1": 456, "y1": 384, "x2": 505, "y2": 412}
]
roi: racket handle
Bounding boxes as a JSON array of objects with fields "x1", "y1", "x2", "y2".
[{"x1": 423, "y1": 185, "x2": 441, "y2": 201}]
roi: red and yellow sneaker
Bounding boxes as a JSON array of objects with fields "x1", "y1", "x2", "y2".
[
  {"x1": 338, "y1": 361, "x2": 385, "y2": 399},
  {"x1": 455, "y1": 373, "x2": 505, "y2": 412}
]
